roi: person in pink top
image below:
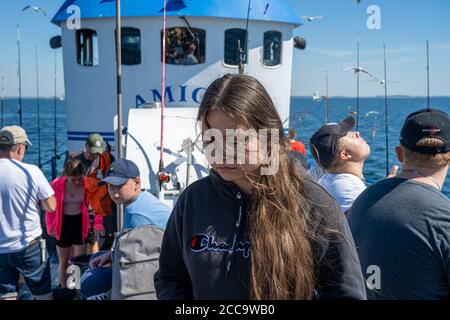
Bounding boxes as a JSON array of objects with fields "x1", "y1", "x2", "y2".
[{"x1": 46, "y1": 159, "x2": 104, "y2": 288}]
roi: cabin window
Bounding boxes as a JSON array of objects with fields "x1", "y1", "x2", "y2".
[
  {"x1": 224, "y1": 29, "x2": 248, "y2": 66},
  {"x1": 263, "y1": 31, "x2": 282, "y2": 66},
  {"x1": 161, "y1": 27, "x2": 205, "y2": 65},
  {"x1": 122, "y1": 27, "x2": 141, "y2": 65},
  {"x1": 76, "y1": 29, "x2": 99, "y2": 66}
]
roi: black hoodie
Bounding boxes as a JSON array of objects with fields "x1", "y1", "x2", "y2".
[{"x1": 154, "y1": 170, "x2": 366, "y2": 300}]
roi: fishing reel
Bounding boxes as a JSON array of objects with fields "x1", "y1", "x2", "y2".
[
  {"x1": 158, "y1": 171, "x2": 181, "y2": 191},
  {"x1": 158, "y1": 171, "x2": 170, "y2": 185}
]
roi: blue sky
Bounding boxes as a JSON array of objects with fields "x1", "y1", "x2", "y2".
[{"x1": 0, "y1": 0, "x2": 449, "y2": 97}]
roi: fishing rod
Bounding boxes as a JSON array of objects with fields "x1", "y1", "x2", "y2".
[
  {"x1": 116, "y1": 0, "x2": 124, "y2": 231},
  {"x1": 156, "y1": 0, "x2": 170, "y2": 201},
  {"x1": 116, "y1": 0, "x2": 123, "y2": 161},
  {"x1": 23, "y1": 5, "x2": 47, "y2": 166},
  {"x1": 426, "y1": 40, "x2": 430, "y2": 109},
  {"x1": 325, "y1": 71, "x2": 329, "y2": 124},
  {"x1": 356, "y1": 42, "x2": 360, "y2": 130},
  {"x1": 53, "y1": 51, "x2": 57, "y2": 158},
  {"x1": 17, "y1": 25, "x2": 23, "y2": 126},
  {"x1": 0, "y1": 75, "x2": 4, "y2": 128},
  {"x1": 383, "y1": 44, "x2": 389, "y2": 176},
  {"x1": 35, "y1": 46, "x2": 42, "y2": 166},
  {"x1": 239, "y1": 0, "x2": 252, "y2": 74}
]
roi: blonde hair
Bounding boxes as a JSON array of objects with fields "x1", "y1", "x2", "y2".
[{"x1": 402, "y1": 138, "x2": 450, "y2": 168}]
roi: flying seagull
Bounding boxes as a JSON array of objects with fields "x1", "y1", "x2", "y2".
[
  {"x1": 367, "y1": 79, "x2": 400, "y2": 85},
  {"x1": 22, "y1": 5, "x2": 47, "y2": 16},
  {"x1": 343, "y1": 67, "x2": 382, "y2": 82},
  {"x1": 301, "y1": 16, "x2": 325, "y2": 22}
]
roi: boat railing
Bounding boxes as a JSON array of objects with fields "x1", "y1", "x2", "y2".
[{"x1": 39, "y1": 151, "x2": 68, "y2": 180}]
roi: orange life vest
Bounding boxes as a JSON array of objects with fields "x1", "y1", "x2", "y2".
[{"x1": 85, "y1": 150, "x2": 114, "y2": 217}]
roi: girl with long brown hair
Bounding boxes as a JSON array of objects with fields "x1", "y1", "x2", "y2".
[{"x1": 155, "y1": 74, "x2": 366, "y2": 299}]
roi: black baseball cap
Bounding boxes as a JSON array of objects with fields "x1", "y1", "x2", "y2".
[
  {"x1": 309, "y1": 116, "x2": 356, "y2": 168},
  {"x1": 400, "y1": 108, "x2": 450, "y2": 154},
  {"x1": 98, "y1": 159, "x2": 140, "y2": 186}
]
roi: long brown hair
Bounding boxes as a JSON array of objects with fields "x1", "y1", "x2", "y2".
[{"x1": 198, "y1": 74, "x2": 316, "y2": 299}]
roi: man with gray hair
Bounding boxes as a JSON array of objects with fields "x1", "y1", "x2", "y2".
[{"x1": 0, "y1": 126, "x2": 56, "y2": 300}]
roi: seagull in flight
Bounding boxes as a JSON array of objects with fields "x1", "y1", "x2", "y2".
[
  {"x1": 367, "y1": 79, "x2": 400, "y2": 85},
  {"x1": 301, "y1": 16, "x2": 325, "y2": 22},
  {"x1": 22, "y1": 5, "x2": 47, "y2": 16},
  {"x1": 343, "y1": 67, "x2": 382, "y2": 82}
]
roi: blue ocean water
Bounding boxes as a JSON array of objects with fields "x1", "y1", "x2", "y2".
[
  {"x1": 1, "y1": 96, "x2": 449, "y2": 196},
  {"x1": 1, "y1": 98, "x2": 67, "y2": 180}
]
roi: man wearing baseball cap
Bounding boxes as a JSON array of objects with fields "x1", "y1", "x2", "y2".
[
  {"x1": 67, "y1": 133, "x2": 113, "y2": 175},
  {"x1": 0, "y1": 126, "x2": 56, "y2": 300},
  {"x1": 309, "y1": 116, "x2": 371, "y2": 213},
  {"x1": 79, "y1": 159, "x2": 171, "y2": 300},
  {"x1": 349, "y1": 108, "x2": 450, "y2": 299}
]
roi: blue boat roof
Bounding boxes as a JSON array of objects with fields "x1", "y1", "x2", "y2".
[{"x1": 52, "y1": 0, "x2": 302, "y2": 27}]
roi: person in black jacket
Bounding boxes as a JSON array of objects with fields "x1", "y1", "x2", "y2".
[{"x1": 154, "y1": 74, "x2": 366, "y2": 300}]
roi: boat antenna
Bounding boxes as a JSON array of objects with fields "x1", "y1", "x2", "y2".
[
  {"x1": 426, "y1": 40, "x2": 430, "y2": 109},
  {"x1": 356, "y1": 41, "x2": 360, "y2": 130},
  {"x1": 35, "y1": 46, "x2": 42, "y2": 166},
  {"x1": 17, "y1": 25, "x2": 23, "y2": 126},
  {"x1": 325, "y1": 70, "x2": 329, "y2": 124},
  {"x1": 383, "y1": 44, "x2": 389, "y2": 176}
]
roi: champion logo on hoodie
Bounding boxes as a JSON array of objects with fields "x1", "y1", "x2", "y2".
[{"x1": 191, "y1": 234, "x2": 251, "y2": 258}]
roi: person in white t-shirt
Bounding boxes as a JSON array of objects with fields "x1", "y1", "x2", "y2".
[
  {"x1": 0, "y1": 126, "x2": 56, "y2": 300},
  {"x1": 309, "y1": 117, "x2": 370, "y2": 214}
]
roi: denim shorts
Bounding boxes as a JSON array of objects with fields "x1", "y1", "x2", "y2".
[{"x1": 0, "y1": 239, "x2": 52, "y2": 299}]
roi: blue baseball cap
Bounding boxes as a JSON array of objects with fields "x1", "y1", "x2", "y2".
[{"x1": 98, "y1": 159, "x2": 140, "y2": 186}]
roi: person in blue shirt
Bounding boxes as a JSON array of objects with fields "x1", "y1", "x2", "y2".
[
  {"x1": 100, "y1": 159, "x2": 170, "y2": 230},
  {"x1": 79, "y1": 159, "x2": 171, "y2": 300}
]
